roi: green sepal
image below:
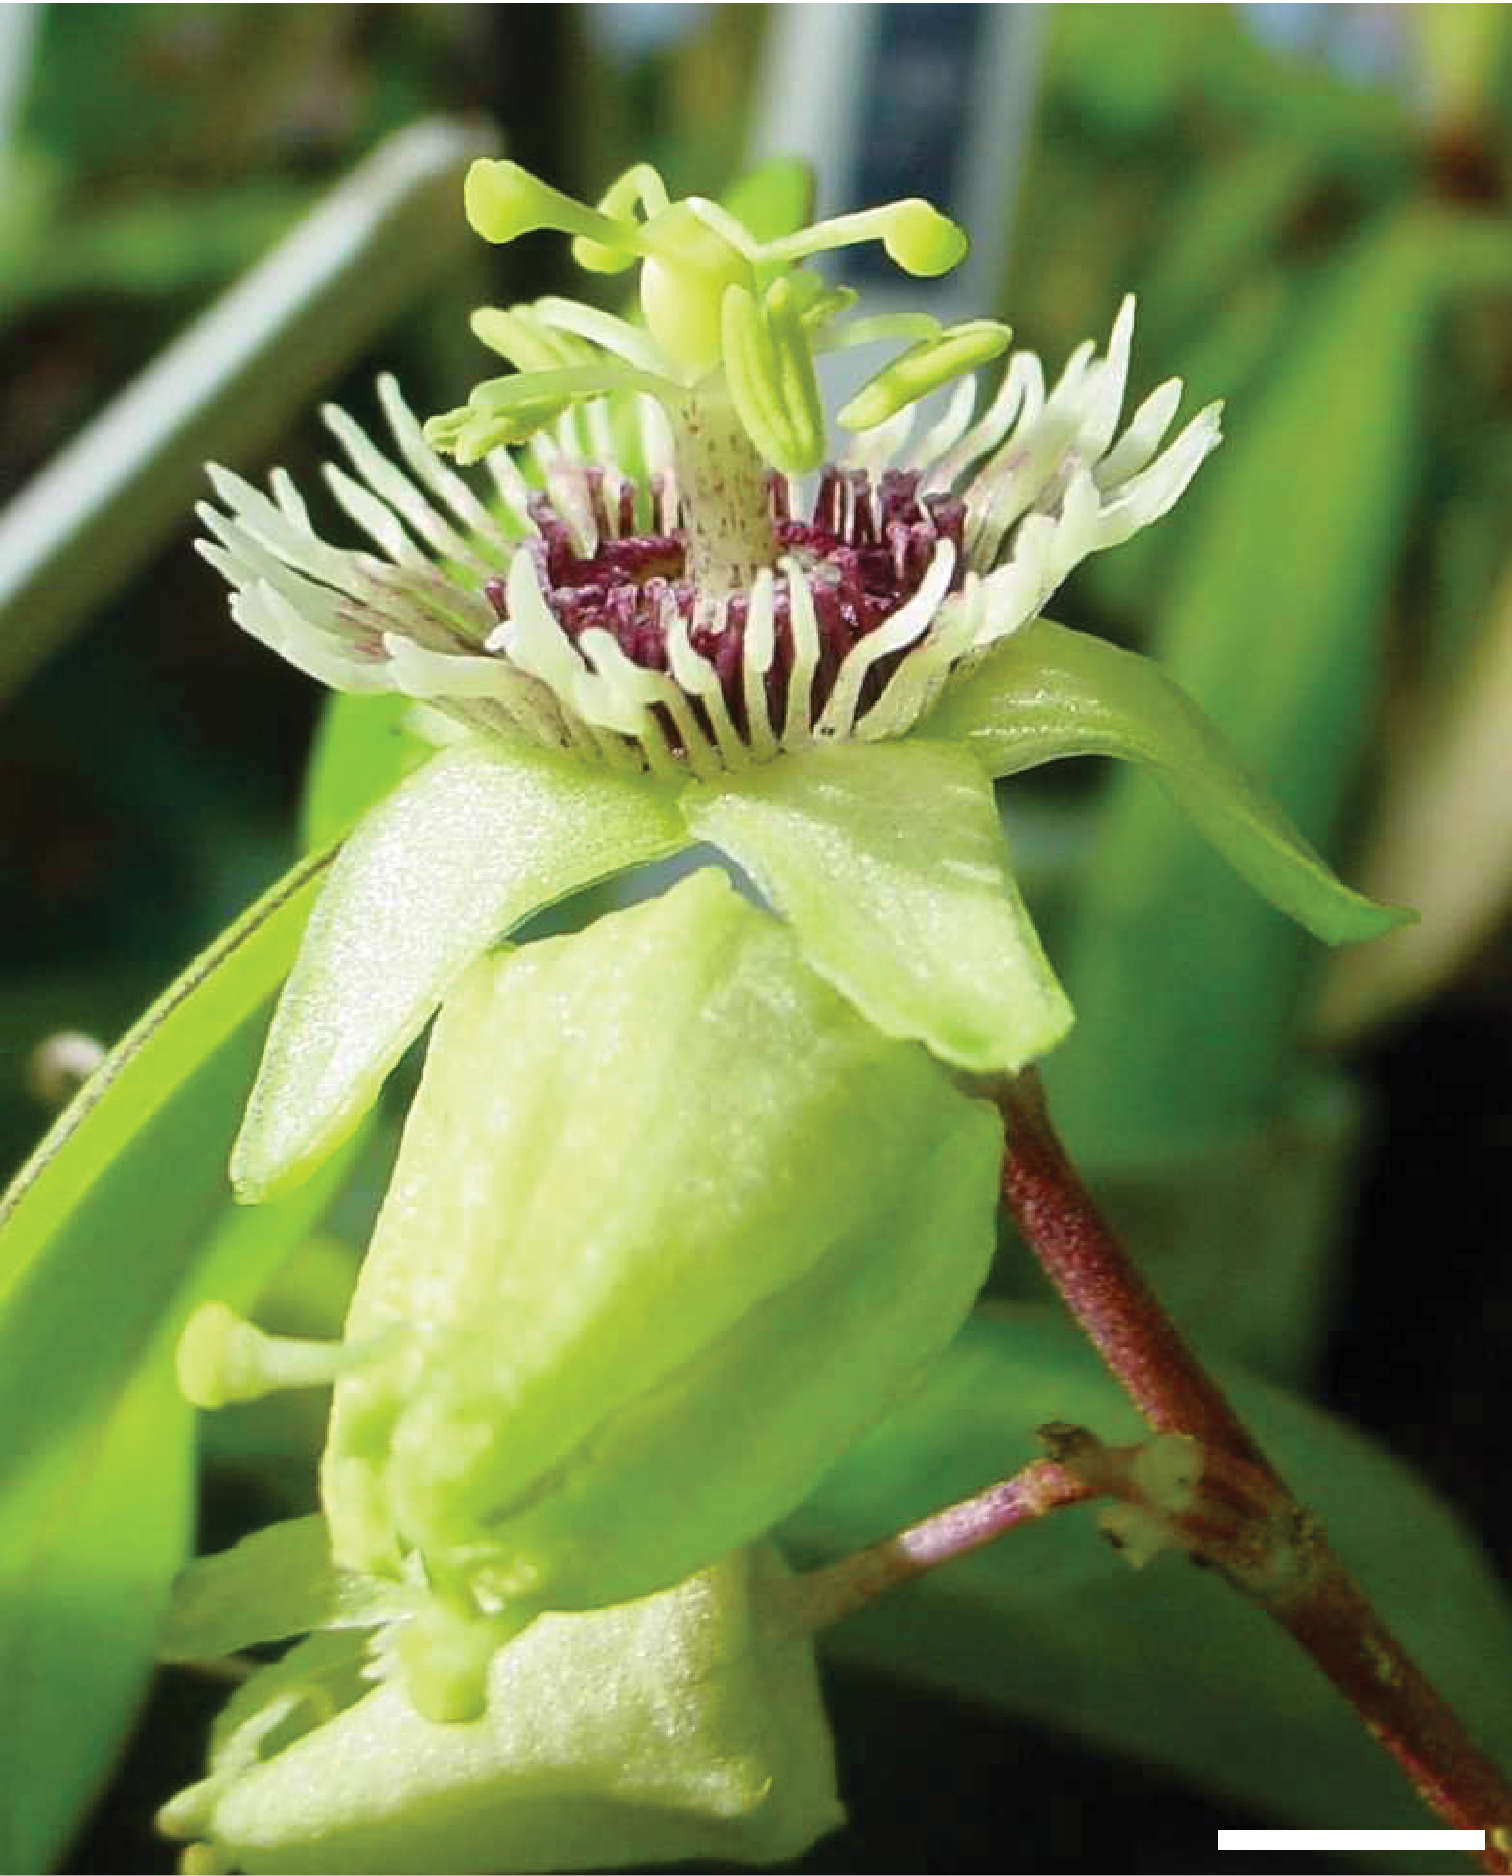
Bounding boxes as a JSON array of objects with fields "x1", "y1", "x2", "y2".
[
  {"x1": 159, "y1": 1516, "x2": 412, "y2": 1663},
  {"x1": 160, "y1": 1549, "x2": 842, "y2": 1876},
  {"x1": 232, "y1": 740, "x2": 686, "y2": 1204},
  {"x1": 923, "y1": 618, "x2": 1411, "y2": 946},
  {"x1": 684, "y1": 739, "x2": 1074, "y2": 1075},
  {"x1": 320, "y1": 870, "x2": 998, "y2": 1623}
]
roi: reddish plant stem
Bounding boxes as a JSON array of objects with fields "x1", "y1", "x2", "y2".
[
  {"x1": 996, "y1": 1070, "x2": 1273, "y2": 1477},
  {"x1": 790, "y1": 1458, "x2": 1094, "y2": 1633},
  {"x1": 995, "y1": 1070, "x2": 1512, "y2": 1869}
]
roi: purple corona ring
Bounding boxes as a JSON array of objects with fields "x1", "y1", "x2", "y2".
[{"x1": 502, "y1": 466, "x2": 967, "y2": 749}]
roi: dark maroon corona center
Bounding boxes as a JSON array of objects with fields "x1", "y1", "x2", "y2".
[{"x1": 486, "y1": 468, "x2": 967, "y2": 738}]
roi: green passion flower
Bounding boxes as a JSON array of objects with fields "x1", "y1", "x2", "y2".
[
  {"x1": 158, "y1": 1544, "x2": 842, "y2": 1875},
  {"x1": 168, "y1": 161, "x2": 1411, "y2": 1865},
  {"x1": 199, "y1": 159, "x2": 1404, "y2": 1206},
  {"x1": 174, "y1": 871, "x2": 1000, "y2": 1727}
]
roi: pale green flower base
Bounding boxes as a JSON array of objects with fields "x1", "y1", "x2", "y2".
[{"x1": 161, "y1": 1546, "x2": 842, "y2": 1876}]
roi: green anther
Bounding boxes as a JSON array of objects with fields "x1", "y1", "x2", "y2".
[
  {"x1": 638, "y1": 202, "x2": 757, "y2": 379},
  {"x1": 826, "y1": 311, "x2": 945, "y2": 353},
  {"x1": 463, "y1": 159, "x2": 645, "y2": 270},
  {"x1": 470, "y1": 307, "x2": 594, "y2": 375},
  {"x1": 839, "y1": 320, "x2": 1012, "y2": 431},
  {"x1": 795, "y1": 282, "x2": 858, "y2": 334},
  {"x1": 425, "y1": 363, "x2": 664, "y2": 462},
  {"x1": 721, "y1": 278, "x2": 824, "y2": 477}
]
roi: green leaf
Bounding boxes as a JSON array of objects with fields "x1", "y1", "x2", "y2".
[
  {"x1": 0, "y1": 848, "x2": 357, "y2": 1871},
  {"x1": 723, "y1": 156, "x2": 815, "y2": 247},
  {"x1": 233, "y1": 739, "x2": 688, "y2": 1202},
  {"x1": 925, "y1": 617, "x2": 1406, "y2": 947},
  {"x1": 685, "y1": 739, "x2": 1074, "y2": 1075},
  {"x1": 299, "y1": 692, "x2": 433, "y2": 853},
  {"x1": 3, "y1": 1343, "x2": 191, "y2": 1874},
  {"x1": 0, "y1": 849, "x2": 334, "y2": 1299},
  {"x1": 786, "y1": 1305, "x2": 1512, "y2": 1847}
]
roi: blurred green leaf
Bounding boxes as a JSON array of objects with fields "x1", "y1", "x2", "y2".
[
  {"x1": 1319, "y1": 549, "x2": 1512, "y2": 1041},
  {"x1": 1052, "y1": 209, "x2": 1512, "y2": 1157},
  {"x1": 1139, "y1": 141, "x2": 1319, "y2": 348},
  {"x1": 787, "y1": 1305, "x2": 1512, "y2": 1854},
  {"x1": 0, "y1": 848, "x2": 348, "y2": 1870},
  {"x1": 299, "y1": 692, "x2": 433, "y2": 853},
  {"x1": 0, "y1": 182, "x2": 311, "y2": 327},
  {"x1": 722, "y1": 154, "x2": 814, "y2": 245},
  {"x1": 0, "y1": 118, "x2": 495, "y2": 699}
]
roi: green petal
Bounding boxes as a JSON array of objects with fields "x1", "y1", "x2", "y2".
[
  {"x1": 923, "y1": 618, "x2": 1410, "y2": 946},
  {"x1": 233, "y1": 740, "x2": 685, "y2": 1203},
  {"x1": 159, "y1": 1516, "x2": 411, "y2": 1662},
  {"x1": 684, "y1": 739, "x2": 1073, "y2": 1074}
]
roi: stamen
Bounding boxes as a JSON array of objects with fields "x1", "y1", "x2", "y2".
[
  {"x1": 839, "y1": 321, "x2": 1011, "y2": 432},
  {"x1": 176, "y1": 1303, "x2": 390, "y2": 1410}
]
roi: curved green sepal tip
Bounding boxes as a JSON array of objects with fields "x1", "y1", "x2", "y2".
[
  {"x1": 321, "y1": 869, "x2": 998, "y2": 1612},
  {"x1": 231, "y1": 740, "x2": 686, "y2": 1204},
  {"x1": 684, "y1": 739, "x2": 1075, "y2": 1075},
  {"x1": 923, "y1": 618, "x2": 1413, "y2": 946},
  {"x1": 161, "y1": 1550, "x2": 842, "y2": 1876}
]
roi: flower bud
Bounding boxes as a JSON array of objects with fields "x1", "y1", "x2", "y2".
[
  {"x1": 159, "y1": 1546, "x2": 843, "y2": 1875},
  {"x1": 322, "y1": 868, "x2": 999, "y2": 1707},
  {"x1": 179, "y1": 868, "x2": 1001, "y2": 1723}
]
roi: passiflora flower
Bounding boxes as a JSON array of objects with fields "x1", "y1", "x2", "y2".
[
  {"x1": 157, "y1": 1544, "x2": 843, "y2": 1875},
  {"x1": 168, "y1": 158, "x2": 1409, "y2": 1869},
  {"x1": 196, "y1": 158, "x2": 1405, "y2": 1206}
]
